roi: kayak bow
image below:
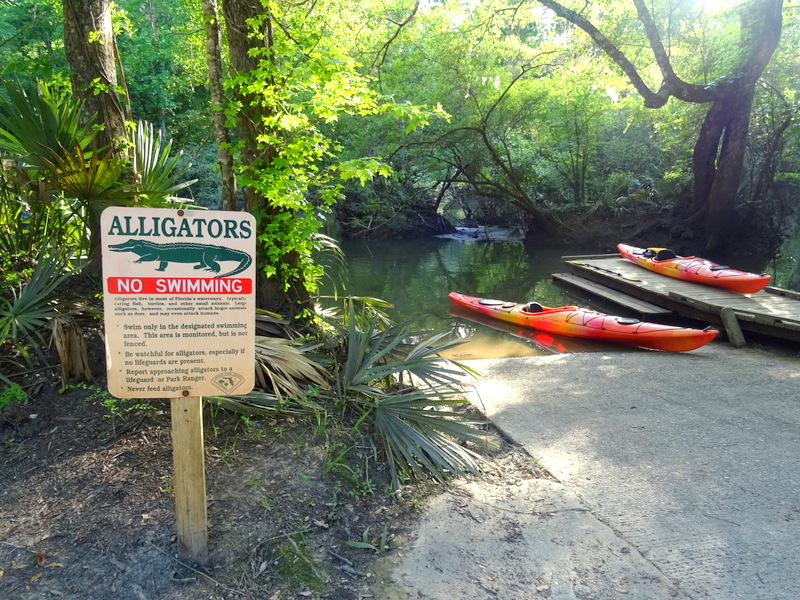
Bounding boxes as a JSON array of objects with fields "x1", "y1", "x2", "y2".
[
  {"x1": 448, "y1": 292, "x2": 718, "y2": 352},
  {"x1": 617, "y1": 243, "x2": 770, "y2": 294}
]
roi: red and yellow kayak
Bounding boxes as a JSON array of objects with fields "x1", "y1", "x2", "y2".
[
  {"x1": 448, "y1": 292, "x2": 718, "y2": 352},
  {"x1": 617, "y1": 243, "x2": 770, "y2": 294}
]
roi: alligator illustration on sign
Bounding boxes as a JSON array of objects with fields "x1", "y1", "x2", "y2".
[{"x1": 108, "y1": 239, "x2": 253, "y2": 278}]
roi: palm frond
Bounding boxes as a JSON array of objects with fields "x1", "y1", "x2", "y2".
[
  {"x1": 208, "y1": 390, "x2": 319, "y2": 417},
  {"x1": 393, "y1": 330, "x2": 480, "y2": 388},
  {"x1": 0, "y1": 189, "x2": 82, "y2": 261},
  {"x1": 374, "y1": 387, "x2": 493, "y2": 492},
  {"x1": 311, "y1": 233, "x2": 348, "y2": 298},
  {"x1": 337, "y1": 305, "x2": 405, "y2": 398},
  {"x1": 321, "y1": 295, "x2": 395, "y2": 331},
  {"x1": 212, "y1": 338, "x2": 328, "y2": 417},
  {"x1": 0, "y1": 249, "x2": 74, "y2": 367},
  {"x1": 0, "y1": 79, "x2": 98, "y2": 171},
  {"x1": 329, "y1": 300, "x2": 493, "y2": 494},
  {"x1": 132, "y1": 121, "x2": 197, "y2": 201},
  {"x1": 255, "y1": 308, "x2": 296, "y2": 338},
  {"x1": 335, "y1": 301, "x2": 476, "y2": 398},
  {"x1": 254, "y1": 336, "x2": 329, "y2": 401},
  {"x1": 40, "y1": 144, "x2": 132, "y2": 213}
]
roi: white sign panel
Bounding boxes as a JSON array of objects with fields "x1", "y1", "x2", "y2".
[{"x1": 101, "y1": 207, "x2": 256, "y2": 398}]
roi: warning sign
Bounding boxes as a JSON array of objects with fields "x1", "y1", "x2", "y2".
[{"x1": 101, "y1": 207, "x2": 256, "y2": 398}]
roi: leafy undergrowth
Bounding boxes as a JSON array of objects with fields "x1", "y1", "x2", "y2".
[{"x1": 0, "y1": 370, "x2": 526, "y2": 599}]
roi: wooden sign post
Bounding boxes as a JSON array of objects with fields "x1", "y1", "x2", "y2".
[
  {"x1": 171, "y1": 395, "x2": 208, "y2": 565},
  {"x1": 101, "y1": 207, "x2": 256, "y2": 566}
]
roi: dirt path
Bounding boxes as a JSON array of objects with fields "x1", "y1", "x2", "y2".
[{"x1": 0, "y1": 377, "x2": 535, "y2": 599}]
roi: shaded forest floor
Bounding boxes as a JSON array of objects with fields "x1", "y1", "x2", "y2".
[{"x1": 0, "y1": 366, "x2": 535, "y2": 600}]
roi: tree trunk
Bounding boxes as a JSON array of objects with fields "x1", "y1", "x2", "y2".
[
  {"x1": 695, "y1": 87, "x2": 756, "y2": 251},
  {"x1": 201, "y1": 0, "x2": 237, "y2": 211},
  {"x1": 221, "y1": 0, "x2": 311, "y2": 315},
  {"x1": 62, "y1": 0, "x2": 128, "y2": 275},
  {"x1": 62, "y1": 0, "x2": 127, "y2": 152},
  {"x1": 221, "y1": 0, "x2": 273, "y2": 215}
]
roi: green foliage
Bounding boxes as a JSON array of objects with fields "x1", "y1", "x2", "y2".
[
  {"x1": 0, "y1": 78, "x2": 99, "y2": 172},
  {"x1": 209, "y1": 336, "x2": 328, "y2": 417},
  {"x1": 212, "y1": 295, "x2": 492, "y2": 497},
  {"x1": 0, "y1": 249, "x2": 76, "y2": 370},
  {"x1": 0, "y1": 79, "x2": 197, "y2": 270},
  {"x1": 272, "y1": 535, "x2": 324, "y2": 590},
  {"x1": 0, "y1": 185, "x2": 81, "y2": 278},
  {"x1": 337, "y1": 173, "x2": 445, "y2": 238},
  {"x1": 0, "y1": 382, "x2": 26, "y2": 408},
  {"x1": 40, "y1": 145, "x2": 131, "y2": 210},
  {"x1": 70, "y1": 382, "x2": 155, "y2": 418},
  {"x1": 224, "y1": 1, "x2": 445, "y2": 304},
  {"x1": 347, "y1": 525, "x2": 390, "y2": 553},
  {"x1": 1, "y1": 0, "x2": 796, "y2": 251},
  {"x1": 113, "y1": 0, "x2": 209, "y2": 141},
  {"x1": 0, "y1": 82, "x2": 194, "y2": 385},
  {"x1": 338, "y1": 0, "x2": 798, "y2": 240},
  {"x1": 0, "y1": 0, "x2": 67, "y2": 78},
  {"x1": 768, "y1": 235, "x2": 800, "y2": 290},
  {"x1": 132, "y1": 120, "x2": 197, "y2": 201},
  {"x1": 179, "y1": 143, "x2": 224, "y2": 208}
]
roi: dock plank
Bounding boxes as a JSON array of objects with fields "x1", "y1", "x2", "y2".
[{"x1": 552, "y1": 272, "x2": 672, "y2": 317}]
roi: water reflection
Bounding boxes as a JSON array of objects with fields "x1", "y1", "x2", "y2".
[{"x1": 338, "y1": 238, "x2": 572, "y2": 319}]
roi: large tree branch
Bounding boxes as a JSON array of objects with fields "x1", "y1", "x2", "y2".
[
  {"x1": 535, "y1": 0, "x2": 665, "y2": 106},
  {"x1": 371, "y1": 1, "x2": 420, "y2": 71},
  {"x1": 536, "y1": 0, "x2": 715, "y2": 107},
  {"x1": 737, "y1": 0, "x2": 783, "y2": 85},
  {"x1": 631, "y1": 0, "x2": 715, "y2": 104}
]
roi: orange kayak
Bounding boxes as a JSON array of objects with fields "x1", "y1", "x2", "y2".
[
  {"x1": 617, "y1": 243, "x2": 770, "y2": 294},
  {"x1": 448, "y1": 292, "x2": 718, "y2": 352}
]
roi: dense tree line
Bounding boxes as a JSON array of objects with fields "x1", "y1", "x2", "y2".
[{"x1": 1, "y1": 0, "x2": 798, "y2": 310}]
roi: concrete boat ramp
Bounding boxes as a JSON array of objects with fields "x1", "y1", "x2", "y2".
[{"x1": 374, "y1": 343, "x2": 800, "y2": 599}]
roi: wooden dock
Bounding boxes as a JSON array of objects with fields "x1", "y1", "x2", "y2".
[{"x1": 553, "y1": 254, "x2": 800, "y2": 344}]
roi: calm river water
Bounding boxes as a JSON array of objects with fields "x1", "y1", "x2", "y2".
[
  {"x1": 331, "y1": 235, "x2": 626, "y2": 357},
  {"x1": 326, "y1": 232, "x2": 799, "y2": 358}
]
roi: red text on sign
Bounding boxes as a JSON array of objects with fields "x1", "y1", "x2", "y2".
[{"x1": 107, "y1": 277, "x2": 252, "y2": 294}]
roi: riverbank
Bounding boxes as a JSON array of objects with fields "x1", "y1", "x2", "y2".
[{"x1": 2, "y1": 340, "x2": 797, "y2": 599}]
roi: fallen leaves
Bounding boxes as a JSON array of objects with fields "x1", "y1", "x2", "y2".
[{"x1": 27, "y1": 552, "x2": 64, "y2": 584}]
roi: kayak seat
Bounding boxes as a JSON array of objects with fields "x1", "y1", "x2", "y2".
[
  {"x1": 616, "y1": 317, "x2": 641, "y2": 325},
  {"x1": 655, "y1": 249, "x2": 677, "y2": 261},
  {"x1": 523, "y1": 302, "x2": 543, "y2": 313}
]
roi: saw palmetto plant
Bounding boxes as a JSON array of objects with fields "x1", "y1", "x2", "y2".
[
  {"x1": 326, "y1": 298, "x2": 492, "y2": 494},
  {"x1": 0, "y1": 248, "x2": 93, "y2": 386},
  {"x1": 210, "y1": 335, "x2": 329, "y2": 417}
]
